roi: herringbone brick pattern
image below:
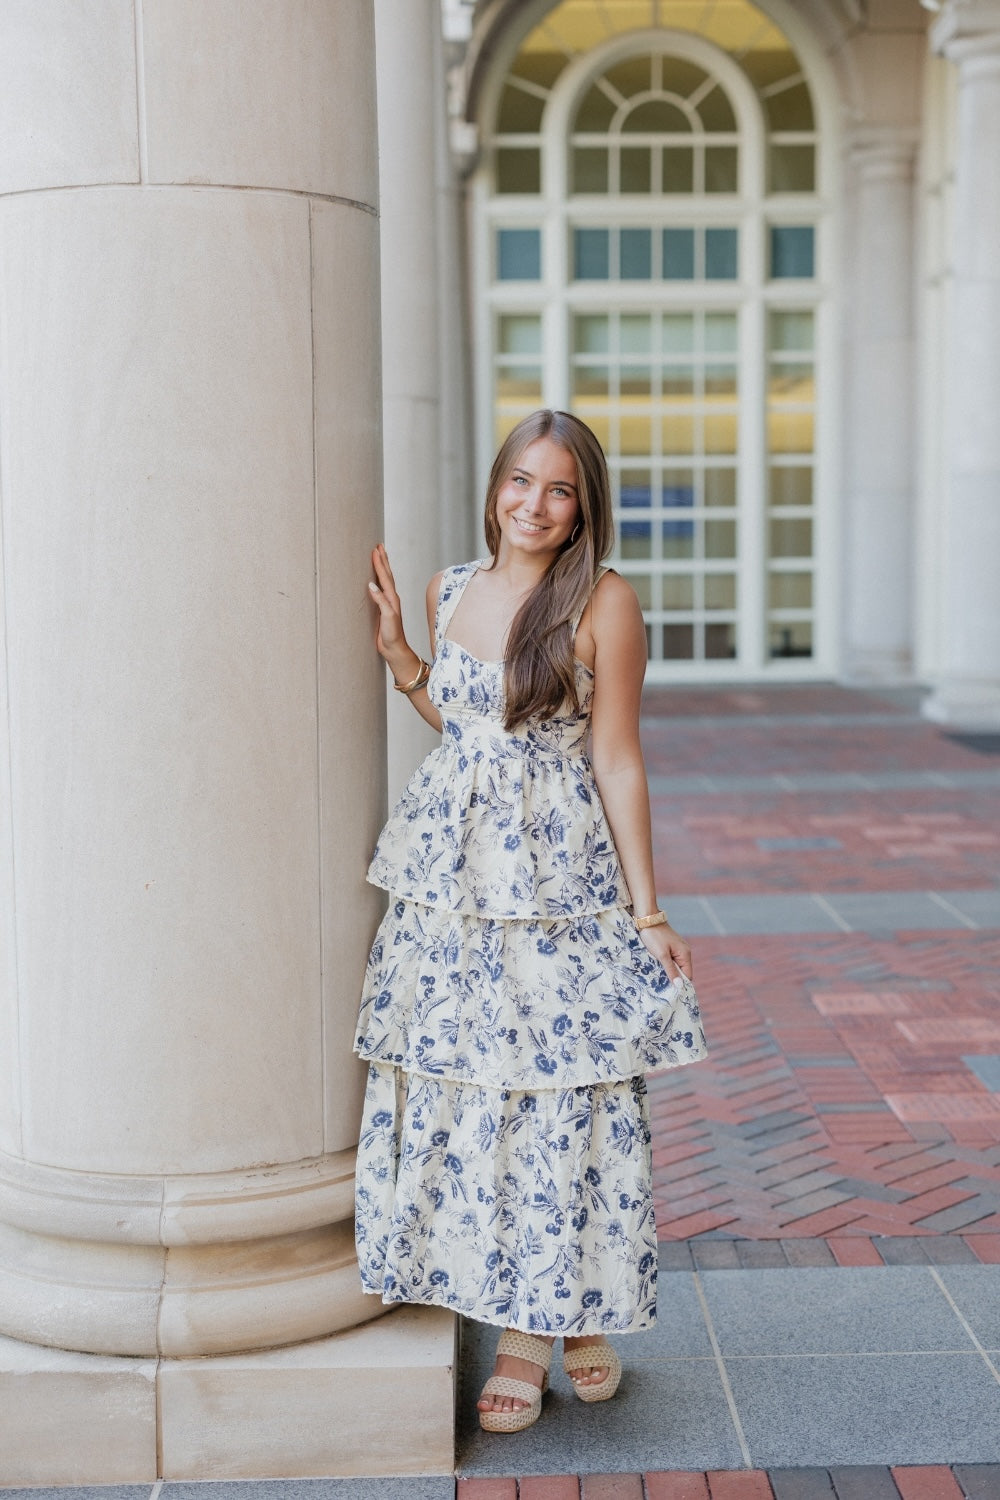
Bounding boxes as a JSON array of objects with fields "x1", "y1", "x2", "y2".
[{"x1": 648, "y1": 915, "x2": 1000, "y2": 1249}]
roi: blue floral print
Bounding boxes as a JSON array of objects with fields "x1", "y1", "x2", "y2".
[{"x1": 355, "y1": 561, "x2": 708, "y2": 1335}]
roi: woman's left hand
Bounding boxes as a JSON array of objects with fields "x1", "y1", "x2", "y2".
[{"x1": 638, "y1": 922, "x2": 693, "y2": 984}]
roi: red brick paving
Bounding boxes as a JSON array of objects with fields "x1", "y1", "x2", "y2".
[
  {"x1": 891, "y1": 1468, "x2": 966, "y2": 1500},
  {"x1": 642, "y1": 686, "x2": 1000, "y2": 1256}
]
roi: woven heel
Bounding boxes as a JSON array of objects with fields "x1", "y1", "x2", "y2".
[
  {"x1": 478, "y1": 1330, "x2": 553, "y2": 1433},
  {"x1": 563, "y1": 1341, "x2": 622, "y2": 1403}
]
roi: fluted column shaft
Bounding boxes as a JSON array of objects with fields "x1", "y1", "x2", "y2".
[
  {"x1": 925, "y1": 1, "x2": 1000, "y2": 723},
  {"x1": 842, "y1": 136, "x2": 918, "y2": 681},
  {"x1": 0, "y1": 0, "x2": 385, "y2": 1357}
]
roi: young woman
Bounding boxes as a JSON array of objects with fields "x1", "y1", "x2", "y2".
[{"x1": 355, "y1": 409, "x2": 707, "y2": 1433}]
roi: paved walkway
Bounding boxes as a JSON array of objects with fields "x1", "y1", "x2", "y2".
[{"x1": 4, "y1": 687, "x2": 999, "y2": 1497}]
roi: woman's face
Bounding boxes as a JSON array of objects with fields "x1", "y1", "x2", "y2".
[{"x1": 494, "y1": 436, "x2": 581, "y2": 562}]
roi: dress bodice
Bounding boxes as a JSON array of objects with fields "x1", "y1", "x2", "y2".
[{"x1": 367, "y1": 560, "x2": 627, "y2": 919}]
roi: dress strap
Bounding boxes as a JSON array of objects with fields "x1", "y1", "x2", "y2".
[
  {"x1": 571, "y1": 564, "x2": 611, "y2": 638},
  {"x1": 433, "y1": 560, "x2": 485, "y2": 646}
]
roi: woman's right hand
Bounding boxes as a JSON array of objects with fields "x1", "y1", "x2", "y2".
[{"x1": 367, "y1": 543, "x2": 409, "y2": 664}]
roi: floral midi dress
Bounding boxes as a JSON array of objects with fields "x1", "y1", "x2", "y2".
[{"x1": 354, "y1": 560, "x2": 707, "y2": 1335}]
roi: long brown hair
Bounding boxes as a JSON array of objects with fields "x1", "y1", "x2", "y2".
[{"x1": 483, "y1": 410, "x2": 614, "y2": 730}]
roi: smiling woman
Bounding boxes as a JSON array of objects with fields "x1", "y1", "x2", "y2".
[{"x1": 357, "y1": 409, "x2": 708, "y2": 1435}]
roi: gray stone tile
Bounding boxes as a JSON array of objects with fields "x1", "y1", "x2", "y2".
[
  {"x1": 1, "y1": 1493, "x2": 150, "y2": 1500},
  {"x1": 821, "y1": 892, "x2": 970, "y2": 932},
  {"x1": 953, "y1": 1466, "x2": 1000, "y2": 1499},
  {"x1": 652, "y1": 896, "x2": 720, "y2": 937},
  {"x1": 939, "y1": 890, "x2": 1000, "y2": 928},
  {"x1": 768, "y1": 1471, "x2": 836, "y2": 1499},
  {"x1": 164, "y1": 1486, "x2": 452, "y2": 1499},
  {"x1": 699, "y1": 1267, "x2": 977, "y2": 1355},
  {"x1": 703, "y1": 895, "x2": 843, "y2": 935},
  {"x1": 658, "y1": 1240, "x2": 694, "y2": 1272},
  {"x1": 691, "y1": 1240, "x2": 741, "y2": 1270},
  {"x1": 871, "y1": 1238, "x2": 929, "y2": 1266},
  {"x1": 936, "y1": 1266, "x2": 1000, "y2": 1348},
  {"x1": 827, "y1": 1466, "x2": 902, "y2": 1500},
  {"x1": 964, "y1": 1054, "x2": 1000, "y2": 1091},
  {"x1": 728, "y1": 1352, "x2": 1000, "y2": 1466},
  {"x1": 455, "y1": 1317, "x2": 741, "y2": 1475}
]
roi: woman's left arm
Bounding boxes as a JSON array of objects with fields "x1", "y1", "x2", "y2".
[{"x1": 587, "y1": 573, "x2": 693, "y2": 982}]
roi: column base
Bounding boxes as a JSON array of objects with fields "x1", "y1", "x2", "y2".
[
  {"x1": 0, "y1": 1306, "x2": 457, "y2": 1484},
  {"x1": 922, "y1": 677, "x2": 1000, "y2": 729}
]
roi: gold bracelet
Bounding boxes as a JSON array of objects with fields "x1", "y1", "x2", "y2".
[
  {"x1": 635, "y1": 910, "x2": 669, "y2": 931},
  {"x1": 393, "y1": 659, "x2": 430, "y2": 695}
]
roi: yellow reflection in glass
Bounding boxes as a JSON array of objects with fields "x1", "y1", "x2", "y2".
[
  {"x1": 621, "y1": 414, "x2": 652, "y2": 454},
  {"x1": 621, "y1": 365, "x2": 652, "y2": 396},
  {"x1": 663, "y1": 574, "x2": 695, "y2": 608},
  {"x1": 496, "y1": 367, "x2": 542, "y2": 399},
  {"x1": 768, "y1": 365, "x2": 814, "y2": 401},
  {"x1": 663, "y1": 412, "x2": 695, "y2": 453},
  {"x1": 704, "y1": 468, "x2": 737, "y2": 507},
  {"x1": 769, "y1": 466, "x2": 813, "y2": 507},
  {"x1": 628, "y1": 572, "x2": 654, "y2": 608},
  {"x1": 768, "y1": 410, "x2": 814, "y2": 453},
  {"x1": 704, "y1": 411, "x2": 739, "y2": 454},
  {"x1": 706, "y1": 519, "x2": 738, "y2": 558},
  {"x1": 769, "y1": 517, "x2": 813, "y2": 558},
  {"x1": 573, "y1": 365, "x2": 610, "y2": 397}
]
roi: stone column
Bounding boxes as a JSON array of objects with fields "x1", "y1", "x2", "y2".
[
  {"x1": 842, "y1": 134, "x2": 918, "y2": 681},
  {"x1": 925, "y1": 0, "x2": 1000, "y2": 724},
  {"x1": 376, "y1": 0, "x2": 448, "y2": 803},
  {"x1": 0, "y1": 0, "x2": 453, "y2": 1482}
]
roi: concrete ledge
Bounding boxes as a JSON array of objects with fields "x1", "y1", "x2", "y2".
[{"x1": 0, "y1": 1306, "x2": 457, "y2": 1484}]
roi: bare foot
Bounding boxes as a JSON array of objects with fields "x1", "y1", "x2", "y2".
[
  {"x1": 477, "y1": 1339, "x2": 553, "y2": 1416},
  {"x1": 563, "y1": 1334, "x2": 611, "y2": 1388}
]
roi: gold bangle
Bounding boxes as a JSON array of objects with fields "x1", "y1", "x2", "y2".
[
  {"x1": 635, "y1": 910, "x2": 668, "y2": 931},
  {"x1": 393, "y1": 659, "x2": 430, "y2": 695}
]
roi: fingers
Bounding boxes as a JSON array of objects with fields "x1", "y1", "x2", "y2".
[{"x1": 370, "y1": 542, "x2": 397, "y2": 598}]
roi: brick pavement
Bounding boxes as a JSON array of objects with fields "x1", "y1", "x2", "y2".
[
  {"x1": 642, "y1": 687, "x2": 1000, "y2": 1258},
  {"x1": 457, "y1": 1470, "x2": 1000, "y2": 1498}
]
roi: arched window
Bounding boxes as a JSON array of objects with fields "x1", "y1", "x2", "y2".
[{"x1": 475, "y1": 0, "x2": 831, "y2": 678}]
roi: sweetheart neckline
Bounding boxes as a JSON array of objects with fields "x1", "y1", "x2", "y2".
[{"x1": 440, "y1": 636, "x2": 595, "y2": 679}]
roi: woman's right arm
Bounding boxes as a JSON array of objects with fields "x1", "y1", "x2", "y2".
[{"x1": 367, "y1": 543, "x2": 443, "y2": 732}]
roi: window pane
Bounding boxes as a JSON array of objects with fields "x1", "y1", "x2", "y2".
[
  {"x1": 769, "y1": 465, "x2": 813, "y2": 506},
  {"x1": 605, "y1": 56, "x2": 651, "y2": 99},
  {"x1": 769, "y1": 144, "x2": 815, "y2": 193},
  {"x1": 575, "y1": 227, "x2": 610, "y2": 279},
  {"x1": 705, "y1": 146, "x2": 738, "y2": 193},
  {"x1": 663, "y1": 228, "x2": 695, "y2": 280},
  {"x1": 662, "y1": 314, "x2": 695, "y2": 353},
  {"x1": 768, "y1": 409, "x2": 814, "y2": 452},
  {"x1": 769, "y1": 362, "x2": 814, "y2": 400},
  {"x1": 496, "y1": 147, "x2": 541, "y2": 194},
  {"x1": 573, "y1": 365, "x2": 609, "y2": 397},
  {"x1": 662, "y1": 365, "x2": 695, "y2": 398},
  {"x1": 624, "y1": 98, "x2": 690, "y2": 132},
  {"x1": 575, "y1": 84, "x2": 616, "y2": 131},
  {"x1": 573, "y1": 147, "x2": 609, "y2": 193},
  {"x1": 764, "y1": 81, "x2": 814, "y2": 131},
  {"x1": 706, "y1": 622, "x2": 738, "y2": 658},
  {"x1": 497, "y1": 228, "x2": 541, "y2": 280},
  {"x1": 769, "y1": 517, "x2": 813, "y2": 557},
  {"x1": 662, "y1": 57, "x2": 709, "y2": 95},
  {"x1": 620, "y1": 469, "x2": 652, "y2": 505},
  {"x1": 621, "y1": 364, "x2": 652, "y2": 396},
  {"x1": 770, "y1": 310, "x2": 814, "y2": 351},
  {"x1": 663, "y1": 147, "x2": 694, "y2": 193},
  {"x1": 705, "y1": 573, "x2": 737, "y2": 609},
  {"x1": 496, "y1": 366, "x2": 542, "y2": 399},
  {"x1": 769, "y1": 619, "x2": 813, "y2": 657},
  {"x1": 498, "y1": 84, "x2": 545, "y2": 133},
  {"x1": 768, "y1": 571, "x2": 813, "y2": 608},
  {"x1": 621, "y1": 530, "x2": 653, "y2": 560},
  {"x1": 704, "y1": 467, "x2": 737, "y2": 506},
  {"x1": 621, "y1": 228, "x2": 652, "y2": 279},
  {"x1": 663, "y1": 623, "x2": 695, "y2": 659},
  {"x1": 705, "y1": 227, "x2": 739, "y2": 280},
  {"x1": 771, "y1": 225, "x2": 815, "y2": 279},
  {"x1": 575, "y1": 315, "x2": 610, "y2": 353},
  {"x1": 629, "y1": 572, "x2": 653, "y2": 608},
  {"x1": 663, "y1": 412, "x2": 695, "y2": 452},
  {"x1": 705, "y1": 519, "x2": 737, "y2": 558},
  {"x1": 698, "y1": 83, "x2": 737, "y2": 132},
  {"x1": 705, "y1": 362, "x2": 738, "y2": 396},
  {"x1": 498, "y1": 315, "x2": 541, "y2": 355},
  {"x1": 662, "y1": 574, "x2": 694, "y2": 608},
  {"x1": 621, "y1": 415, "x2": 652, "y2": 455},
  {"x1": 620, "y1": 147, "x2": 652, "y2": 193},
  {"x1": 620, "y1": 314, "x2": 653, "y2": 354},
  {"x1": 704, "y1": 412, "x2": 739, "y2": 454},
  {"x1": 705, "y1": 312, "x2": 738, "y2": 354}
]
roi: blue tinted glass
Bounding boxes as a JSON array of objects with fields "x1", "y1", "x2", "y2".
[
  {"x1": 663, "y1": 484, "x2": 695, "y2": 539},
  {"x1": 663, "y1": 228, "x2": 695, "y2": 281},
  {"x1": 497, "y1": 228, "x2": 541, "y2": 281},
  {"x1": 620, "y1": 482, "x2": 652, "y2": 540},
  {"x1": 771, "y1": 226, "x2": 815, "y2": 279},
  {"x1": 705, "y1": 227, "x2": 738, "y2": 280},
  {"x1": 574, "y1": 228, "x2": 610, "y2": 280},
  {"x1": 620, "y1": 228, "x2": 652, "y2": 280}
]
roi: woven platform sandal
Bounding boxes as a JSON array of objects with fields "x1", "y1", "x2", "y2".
[
  {"x1": 563, "y1": 1341, "x2": 623, "y2": 1403},
  {"x1": 478, "y1": 1329, "x2": 553, "y2": 1433}
]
